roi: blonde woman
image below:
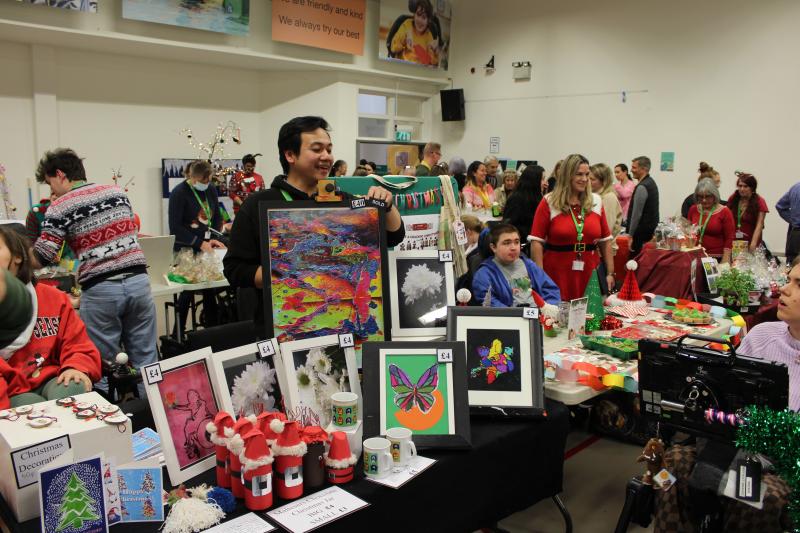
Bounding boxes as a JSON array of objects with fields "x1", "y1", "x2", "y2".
[
  {"x1": 589, "y1": 163, "x2": 623, "y2": 253},
  {"x1": 494, "y1": 170, "x2": 518, "y2": 213},
  {"x1": 530, "y1": 154, "x2": 614, "y2": 300}
]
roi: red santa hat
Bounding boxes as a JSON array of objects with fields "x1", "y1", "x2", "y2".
[
  {"x1": 324, "y1": 431, "x2": 356, "y2": 469},
  {"x1": 258, "y1": 412, "x2": 287, "y2": 444},
  {"x1": 606, "y1": 260, "x2": 648, "y2": 307},
  {"x1": 530, "y1": 289, "x2": 546, "y2": 309},
  {"x1": 270, "y1": 420, "x2": 307, "y2": 457},
  {"x1": 206, "y1": 412, "x2": 234, "y2": 447},
  {"x1": 227, "y1": 415, "x2": 257, "y2": 456},
  {"x1": 239, "y1": 429, "x2": 273, "y2": 471}
]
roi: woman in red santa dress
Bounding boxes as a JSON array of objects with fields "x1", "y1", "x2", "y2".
[{"x1": 530, "y1": 154, "x2": 615, "y2": 301}]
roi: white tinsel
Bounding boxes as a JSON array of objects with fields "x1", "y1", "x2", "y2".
[
  {"x1": 230, "y1": 361, "x2": 277, "y2": 417},
  {"x1": 401, "y1": 263, "x2": 444, "y2": 304},
  {"x1": 161, "y1": 496, "x2": 224, "y2": 533}
]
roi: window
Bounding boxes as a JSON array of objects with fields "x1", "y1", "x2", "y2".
[{"x1": 357, "y1": 90, "x2": 426, "y2": 142}]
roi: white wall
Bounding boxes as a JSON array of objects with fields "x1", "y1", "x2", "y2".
[{"x1": 436, "y1": 0, "x2": 800, "y2": 251}]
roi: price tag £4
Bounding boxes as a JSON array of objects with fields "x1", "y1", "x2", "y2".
[
  {"x1": 338, "y1": 333, "x2": 355, "y2": 348},
  {"x1": 437, "y1": 349, "x2": 453, "y2": 364},
  {"x1": 523, "y1": 307, "x2": 539, "y2": 320},
  {"x1": 257, "y1": 338, "x2": 277, "y2": 359},
  {"x1": 438, "y1": 250, "x2": 453, "y2": 263},
  {"x1": 144, "y1": 364, "x2": 163, "y2": 385}
]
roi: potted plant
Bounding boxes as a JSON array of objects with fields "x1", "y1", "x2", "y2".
[{"x1": 716, "y1": 268, "x2": 756, "y2": 308}]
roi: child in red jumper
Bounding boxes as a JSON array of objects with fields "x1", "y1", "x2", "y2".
[{"x1": 0, "y1": 225, "x2": 100, "y2": 408}]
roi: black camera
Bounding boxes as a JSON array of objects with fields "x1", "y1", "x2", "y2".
[{"x1": 638, "y1": 334, "x2": 789, "y2": 442}]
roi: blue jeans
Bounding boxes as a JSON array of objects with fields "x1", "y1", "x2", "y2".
[{"x1": 80, "y1": 273, "x2": 158, "y2": 396}]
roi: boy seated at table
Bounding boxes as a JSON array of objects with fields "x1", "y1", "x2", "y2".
[
  {"x1": 472, "y1": 223, "x2": 561, "y2": 308},
  {"x1": 0, "y1": 225, "x2": 101, "y2": 409}
]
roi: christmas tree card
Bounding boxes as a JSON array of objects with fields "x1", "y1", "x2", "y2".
[
  {"x1": 39, "y1": 455, "x2": 108, "y2": 533},
  {"x1": 116, "y1": 465, "x2": 163, "y2": 522}
]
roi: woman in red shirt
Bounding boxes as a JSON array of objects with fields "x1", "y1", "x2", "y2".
[
  {"x1": 530, "y1": 154, "x2": 615, "y2": 301},
  {"x1": 229, "y1": 153, "x2": 265, "y2": 215},
  {"x1": 0, "y1": 225, "x2": 101, "y2": 408},
  {"x1": 687, "y1": 178, "x2": 735, "y2": 263},
  {"x1": 726, "y1": 172, "x2": 769, "y2": 253}
]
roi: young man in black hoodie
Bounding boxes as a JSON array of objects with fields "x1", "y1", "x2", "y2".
[{"x1": 223, "y1": 116, "x2": 405, "y2": 328}]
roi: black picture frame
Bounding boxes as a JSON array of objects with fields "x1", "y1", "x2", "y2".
[
  {"x1": 362, "y1": 341, "x2": 471, "y2": 450},
  {"x1": 446, "y1": 306, "x2": 545, "y2": 418},
  {"x1": 258, "y1": 201, "x2": 391, "y2": 352}
]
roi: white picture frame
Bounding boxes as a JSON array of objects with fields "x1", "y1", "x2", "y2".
[
  {"x1": 388, "y1": 249, "x2": 455, "y2": 337},
  {"x1": 142, "y1": 347, "x2": 220, "y2": 485},
  {"x1": 207, "y1": 342, "x2": 281, "y2": 418},
  {"x1": 277, "y1": 335, "x2": 361, "y2": 428}
]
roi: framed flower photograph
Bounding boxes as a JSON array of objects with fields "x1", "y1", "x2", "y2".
[
  {"x1": 362, "y1": 341, "x2": 470, "y2": 449},
  {"x1": 259, "y1": 202, "x2": 391, "y2": 355},
  {"x1": 388, "y1": 249, "x2": 455, "y2": 337},
  {"x1": 207, "y1": 343, "x2": 280, "y2": 418},
  {"x1": 446, "y1": 307, "x2": 545, "y2": 418},
  {"x1": 142, "y1": 347, "x2": 220, "y2": 485},
  {"x1": 277, "y1": 335, "x2": 361, "y2": 428}
]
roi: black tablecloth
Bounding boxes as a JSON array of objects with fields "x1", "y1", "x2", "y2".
[{"x1": 1, "y1": 400, "x2": 569, "y2": 533}]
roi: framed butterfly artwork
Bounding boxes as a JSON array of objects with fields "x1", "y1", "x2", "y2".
[
  {"x1": 446, "y1": 307, "x2": 545, "y2": 418},
  {"x1": 362, "y1": 341, "x2": 471, "y2": 449}
]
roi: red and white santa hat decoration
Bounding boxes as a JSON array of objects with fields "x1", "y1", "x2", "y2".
[
  {"x1": 239, "y1": 429, "x2": 274, "y2": 511},
  {"x1": 270, "y1": 419, "x2": 307, "y2": 500},
  {"x1": 205, "y1": 412, "x2": 235, "y2": 488},
  {"x1": 606, "y1": 260, "x2": 648, "y2": 308}
]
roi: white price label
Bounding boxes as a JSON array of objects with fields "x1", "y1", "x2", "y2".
[
  {"x1": 453, "y1": 221, "x2": 468, "y2": 246},
  {"x1": 437, "y1": 349, "x2": 453, "y2": 363},
  {"x1": 438, "y1": 250, "x2": 453, "y2": 262},
  {"x1": 256, "y1": 339, "x2": 277, "y2": 359},
  {"x1": 350, "y1": 198, "x2": 366, "y2": 209},
  {"x1": 144, "y1": 364, "x2": 163, "y2": 385},
  {"x1": 523, "y1": 307, "x2": 539, "y2": 320},
  {"x1": 338, "y1": 333, "x2": 355, "y2": 348}
]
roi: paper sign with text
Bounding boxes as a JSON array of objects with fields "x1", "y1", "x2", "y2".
[
  {"x1": 267, "y1": 485, "x2": 368, "y2": 533},
  {"x1": 272, "y1": 0, "x2": 366, "y2": 56}
]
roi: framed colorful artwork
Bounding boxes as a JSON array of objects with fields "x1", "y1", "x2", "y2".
[
  {"x1": 362, "y1": 341, "x2": 470, "y2": 449},
  {"x1": 142, "y1": 347, "x2": 220, "y2": 485},
  {"x1": 259, "y1": 201, "x2": 391, "y2": 354},
  {"x1": 277, "y1": 335, "x2": 361, "y2": 427},
  {"x1": 207, "y1": 343, "x2": 280, "y2": 418},
  {"x1": 388, "y1": 249, "x2": 455, "y2": 337},
  {"x1": 446, "y1": 307, "x2": 545, "y2": 418}
]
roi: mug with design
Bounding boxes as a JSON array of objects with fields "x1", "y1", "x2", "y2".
[
  {"x1": 362, "y1": 437, "x2": 393, "y2": 479},
  {"x1": 386, "y1": 427, "x2": 417, "y2": 470},
  {"x1": 331, "y1": 391, "x2": 358, "y2": 428}
]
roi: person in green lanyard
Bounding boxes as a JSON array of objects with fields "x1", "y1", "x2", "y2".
[
  {"x1": 224, "y1": 116, "x2": 406, "y2": 331},
  {"x1": 687, "y1": 177, "x2": 735, "y2": 263},
  {"x1": 168, "y1": 160, "x2": 226, "y2": 334}
]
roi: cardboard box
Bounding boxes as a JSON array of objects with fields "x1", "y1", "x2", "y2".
[{"x1": 0, "y1": 392, "x2": 132, "y2": 522}]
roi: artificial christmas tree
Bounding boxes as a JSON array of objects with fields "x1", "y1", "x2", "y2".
[
  {"x1": 583, "y1": 271, "x2": 606, "y2": 332},
  {"x1": 56, "y1": 472, "x2": 100, "y2": 531}
]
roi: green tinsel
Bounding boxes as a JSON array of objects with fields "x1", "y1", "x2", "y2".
[
  {"x1": 584, "y1": 316, "x2": 602, "y2": 333},
  {"x1": 736, "y1": 405, "x2": 800, "y2": 532}
]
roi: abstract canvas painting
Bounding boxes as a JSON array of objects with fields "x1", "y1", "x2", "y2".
[
  {"x1": 260, "y1": 202, "x2": 390, "y2": 350},
  {"x1": 278, "y1": 335, "x2": 360, "y2": 428},
  {"x1": 363, "y1": 342, "x2": 470, "y2": 449},
  {"x1": 17, "y1": 0, "x2": 97, "y2": 12},
  {"x1": 123, "y1": 0, "x2": 250, "y2": 35}
]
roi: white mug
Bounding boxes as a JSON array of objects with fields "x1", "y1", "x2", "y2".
[
  {"x1": 386, "y1": 427, "x2": 417, "y2": 469},
  {"x1": 362, "y1": 437, "x2": 393, "y2": 479},
  {"x1": 331, "y1": 391, "x2": 358, "y2": 428}
]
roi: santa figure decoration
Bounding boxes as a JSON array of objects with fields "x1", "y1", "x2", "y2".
[
  {"x1": 301, "y1": 426, "x2": 329, "y2": 489},
  {"x1": 227, "y1": 416, "x2": 256, "y2": 499},
  {"x1": 239, "y1": 429, "x2": 274, "y2": 511},
  {"x1": 270, "y1": 419, "x2": 307, "y2": 500},
  {"x1": 606, "y1": 260, "x2": 648, "y2": 308},
  {"x1": 205, "y1": 412, "x2": 235, "y2": 488},
  {"x1": 324, "y1": 431, "x2": 357, "y2": 485}
]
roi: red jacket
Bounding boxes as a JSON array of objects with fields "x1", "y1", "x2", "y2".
[{"x1": 0, "y1": 283, "x2": 101, "y2": 408}]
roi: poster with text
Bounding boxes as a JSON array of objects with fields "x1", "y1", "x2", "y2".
[
  {"x1": 272, "y1": 0, "x2": 366, "y2": 55},
  {"x1": 123, "y1": 0, "x2": 250, "y2": 36},
  {"x1": 379, "y1": 0, "x2": 451, "y2": 70}
]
